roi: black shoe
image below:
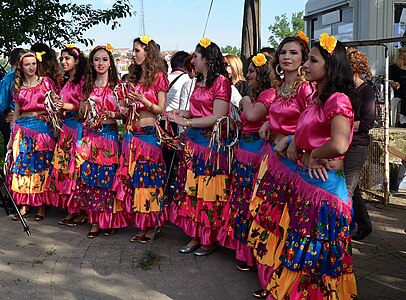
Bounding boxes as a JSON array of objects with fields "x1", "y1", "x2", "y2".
[
  {"x1": 353, "y1": 228, "x2": 372, "y2": 241},
  {"x1": 252, "y1": 288, "x2": 269, "y2": 299},
  {"x1": 237, "y1": 263, "x2": 257, "y2": 272}
]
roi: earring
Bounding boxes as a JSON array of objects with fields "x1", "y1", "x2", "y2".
[
  {"x1": 297, "y1": 66, "x2": 304, "y2": 76},
  {"x1": 276, "y1": 64, "x2": 284, "y2": 76}
]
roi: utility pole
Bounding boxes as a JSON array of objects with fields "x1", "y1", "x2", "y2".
[
  {"x1": 241, "y1": 0, "x2": 261, "y2": 71},
  {"x1": 139, "y1": 0, "x2": 145, "y2": 36}
]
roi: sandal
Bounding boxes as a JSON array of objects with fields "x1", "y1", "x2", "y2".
[
  {"x1": 67, "y1": 215, "x2": 88, "y2": 227},
  {"x1": 138, "y1": 228, "x2": 162, "y2": 244},
  {"x1": 130, "y1": 232, "x2": 146, "y2": 243},
  {"x1": 87, "y1": 223, "x2": 100, "y2": 238},
  {"x1": 59, "y1": 214, "x2": 76, "y2": 225},
  {"x1": 103, "y1": 228, "x2": 118, "y2": 236},
  {"x1": 11, "y1": 211, "x2": 30, "y2": 221},
  {"x1": 35, "y1": 206, "x2": 46, "y2": 221}
]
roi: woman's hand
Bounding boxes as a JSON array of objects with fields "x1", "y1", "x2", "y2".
[
  {"x1": 128, "y1": 91, "x2": 146, "y2": 106},
  {"x1": 78, "y1": 101, "x2": 87, "y2": 119},
  {"x1": 259, "y1": 121, "x2": 271, "y2": 140},
  {"x1": 6, "y1": 138, "x2": 12, "y2": 151},
  {"x1": 166, "y1": 112, "x2": 188, "y2": 127},
  {"x1": 287, "y1": 139, "x2": 300, "y2": 162},
  {"x1": 308, "y1": 151, "x2": 331, "y2": 181},
  {"x1": 56, "y1": 97, "x2": 64, "y2": 111},
  {"x1": 274, "y1": 136, "x2": 289, "y2": 158},
  {"x1": 169, "y1": 109, "x2": 191, "y2": 119}
]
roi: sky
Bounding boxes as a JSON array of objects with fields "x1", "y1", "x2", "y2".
[{"x1": 71, "y1": 0, "x2": 308, "y2": 51}]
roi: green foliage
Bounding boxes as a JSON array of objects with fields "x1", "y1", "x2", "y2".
[
  {"x1": 0, "y1": 0, "x2": 135, "y2": 56},
  {"x1": 267, "y1": 11, "x2": 305, "y2": 49},
  {"x1": 221, "y1": 45, "x2": 241, "y2": 57}
]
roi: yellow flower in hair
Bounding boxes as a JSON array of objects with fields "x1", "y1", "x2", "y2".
[
  {"x1": 199, "y1": 37, "x2": 211, "y2": 48},
  {"x1": 36, "y1": 51, "x2": 46, "y2": 62},
  {"x1": 297, "y1": 30, "x2": 309, "y2": 44},
  {"x1": 105, "y1": 43, "x2": 114, "y2": 51},
  {"x1": 252, "y1": 53, "x2": 267, "y2": 67},
  {"x1": 140, "y1": 35, "x2": 152, "y2": 44},
  {"x1": 319, "y1": 32, "x2": 337, "y2": 55},
  {"x1": 66, "y1": 44, "x2": 76, "y2": 49}
]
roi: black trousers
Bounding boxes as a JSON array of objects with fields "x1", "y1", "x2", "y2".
[
  {"x1": 344, "y1": 144, "x2": 372, "y2": 232},
  {"x1": 0, "y1": 117, "x2": 11, "y2": 156}
]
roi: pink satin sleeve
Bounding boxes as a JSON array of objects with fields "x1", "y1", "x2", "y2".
[
  {"x1": 268, "y1": 82, "x2": 314, "y2": 135},
  {"x1": 295, "y1": 92, "x2": 354, "y2": 153},
  {"x1": 190, "y1": 75, "x2": 231, "y2": 118},
  {"x1": 14, "y1": 77, "x2": 58, "y2": 112},
  {"x1": 240, "y1": 88, "x2": 275, "y2": 133},
  {"x1": 88, "y1": 85, "x2": 119, "y2": 113},
  {"x1": 136, "y1": 72, "x2": 169, "y2": 111},
  {"x1": 59, "y1": 78, "x2": 85, "y2": 111}
]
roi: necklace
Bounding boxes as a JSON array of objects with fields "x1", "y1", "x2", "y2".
[
  {"x1": 22, "y1": 75, "x2": 39, "y2": 88},
  {"x1": 279, "y1": 82, "x2": 295, "y2": 97}
]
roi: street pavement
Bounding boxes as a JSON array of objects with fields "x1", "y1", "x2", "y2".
[{"x1": 0, "y1": 200, "x2": 405, "y2": 300}]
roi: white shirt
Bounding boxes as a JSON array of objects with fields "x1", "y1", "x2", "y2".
[{"x1": 166, "y1": 73, "x2": 190, "y2": 111}]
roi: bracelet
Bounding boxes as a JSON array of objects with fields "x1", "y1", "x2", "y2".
[
  {"x1": 148, "y1": 102, "x2": 154, "y2": 110},
  {"x1": 186, "y1": 119, "x2": 192, "y2": 128},
  {"x1": 287, "y1": 135, "x2": 292, "y2": 144}
]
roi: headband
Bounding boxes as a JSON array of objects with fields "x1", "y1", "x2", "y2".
[
  {"x1": 19, "y1": 51, "x2": 45, "y2": 63},
  {"x1": 65, "y1": 44, "x2": 80, "y2": 56},
  {"x1": 93, "y1": 43, "x2": 114, "y2": 52}
]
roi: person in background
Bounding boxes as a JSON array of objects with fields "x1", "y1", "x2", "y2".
[
  {"x1": 389, "y1": 47, "x2": 406, "y2": 127},
  {"x1": 0, "y1": 48, "x2": 24, "y2": 155},
  {"x1": 345, "y1": 47, "x2": 375, "y2": 241},
  {"x1": 31, "y1": 42, "x2": 62, "y2": 89},
  {"x1": 178, "y1": 54, "x2": 196, "y2": 111},
  {"x1": 260, "y1": 47, "x2": 276, "y2": 59},
  {"x1": 167, "y1": 51, "x2": 190, "y2": 112}
]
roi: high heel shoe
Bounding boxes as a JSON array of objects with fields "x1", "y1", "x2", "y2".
[
  {"x1": 138, "y1": 227, "x2": 162, "y2": 244},
  {"x1": 87, "y1": 223, "x2": 100, "y2": 238},
  {"x1": 67, "y1": 215, "x2": 87, "y2": 227}
]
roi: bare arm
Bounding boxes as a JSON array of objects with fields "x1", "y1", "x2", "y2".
[{"x1": 239, "y1": 96, "x2": 268, "y2": 122}]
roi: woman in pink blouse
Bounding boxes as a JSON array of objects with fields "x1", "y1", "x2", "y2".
[
  {"x1": 167, "y1": 38, "x2": 231, "y2": 256},
  {"x1": 246, "y1": 34, "x2": 313, "y2": 299},
  {"x1": 112, "y1": 36, "x2": 169, "y2": 243},
  {"x1": 8, "y1": 50, "x2": 58, "y2": 221},
  {"x1": 73, "y1": 45, "x2": 127, "y2": 238},
  {"x1": 49, "y1": 45, "x2": 88, "y2": 226},
  {"x1": 217, "y1": 53, "x2": 274, "y2": 268}
]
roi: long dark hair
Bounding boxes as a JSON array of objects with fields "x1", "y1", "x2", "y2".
[
  {"x1": 271, "y1": 36, "x2": 309, "y2": 90},
  {"x1": 83, "y1": 46, "x2": 119, "y2": 99},
  {"x1": 250, "y1": 54, "x2": 273, "y2": 99},
  {"x1": 60, "y1": 46, "x2": 88, "y2": 86},
  {"x1": 313, "y1": 40, "x2": 357, "y2": 109},
  {"x1": 30, "y1": 42, "x2": 62, "y2": 84},
  {"x1": 195, "y1": 41, "x2": 229, "y2": 87},
  {"x1": 130, "y1": 37, "x2": 166, "y2": 88}
]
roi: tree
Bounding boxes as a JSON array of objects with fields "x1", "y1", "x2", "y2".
[
  {"x1": 0, "y1": 0, "x2": 134, "y2": 56},
  {"x1": 267, "y1": 12, "x2": 304, "y2": 48},
  {"x1": 221, "y1": 45, "x2": 241, "y2": 57}
]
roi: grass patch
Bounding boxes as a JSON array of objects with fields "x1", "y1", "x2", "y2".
[
  {"x1": 46, "y1": 248, "x2": 57, "y2": 256},
  {"x1": 32, "y1": 259, "x2": 43, "y2": 266},
  {"x1": 136, "y1": 250, "x2": 161, "y2": 270}
]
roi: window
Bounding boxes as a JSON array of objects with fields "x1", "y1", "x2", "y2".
[{"x1": 394, "y1": 3, "x2": 406, "y2": 48}]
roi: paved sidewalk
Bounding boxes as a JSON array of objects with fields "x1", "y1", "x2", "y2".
[{"x1": 0, "y1": 201, "x2": 405, "y2": 300}]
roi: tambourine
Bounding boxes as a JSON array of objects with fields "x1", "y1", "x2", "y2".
[
  {"x1": 44, "y1": 90, "x2": 63, "y2": 131},
  {"x1": 83, "y1": 98, "x2": 101, "y2": 128},
  {"x1": 155, "y1": 114, "x2": 184, "y2": 150}
]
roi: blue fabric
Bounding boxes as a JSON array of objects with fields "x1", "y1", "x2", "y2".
[
  {"x1": 15, "y1": 115, "x2": 54, "y2": 137},
  {"x1": 0, "y1": 70, "x2": 15, "y2": 115},
  {"x1": 80, "y1": 161, "x2": 116, "y2": 188}
]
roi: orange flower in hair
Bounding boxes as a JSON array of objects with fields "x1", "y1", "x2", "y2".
[
  {"x1": 252, "y1": 53, "x2": 267, "y2": 67},
  {"x1": 319, "y1": 32, "x2": 337, "y2": 55},
  {"x1": 36, "y1": 51, "x2": 46, "y2": 62},
  {"x1": 105, "y1": 43, "x2": 114, "y2": 51},
  {"x1": 297, "y1": 30, "x2": 309, "y2": 44},
  {"x1": 140, "y1": 35, "x2": 152, "y2": 45},
  {"x1": 66, "y1": 44, "x2": 76, "y2": 49},
  {"x1": 199, "y1": 37, "x2": 211, "y2": 48}
]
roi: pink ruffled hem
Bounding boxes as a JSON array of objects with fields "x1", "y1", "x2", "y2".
[
  {"x1": 51, "y1": 194, "x2": 81, "y2": 214},
  {"x1": 132, "y1": 208, "x2": 169, "y2": 231},
  {"x1": 217, "y1": 227, "x2": 237, "y2": 250},
  {"x1": 170, "y1": 204, "x2": 218, "y2": 246},
  {"x1": 236, "y1": 242, "x2": 255, "y2": 267},
  {"x1": 257, "y1": 262, "x2": 274, "y2": 290},
  {"x1": 12, "y1": 190, "x2": 56, "y2": 207},
  {"x1": 88, "y1": 210, "x2": 132, "y2": 229}
]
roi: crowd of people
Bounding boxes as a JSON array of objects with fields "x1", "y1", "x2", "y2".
[{"x1": 0, "y1": 31, "x2": 384, "y2": 299}]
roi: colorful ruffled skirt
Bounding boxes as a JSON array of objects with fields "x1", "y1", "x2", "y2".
[
  {"x1": 217, "y1": 132, "x2": 264, "y2": 266},
  {"x1": 112, "y1": 126, "x2": 168, "y2": 230},
  {"x1": 248, "y1": 145, "x2": 357, "y2": 299},
  {"x1": 49, "y1": 112, "x2": 83, "y2": 213},
  {"x1": 170, "y1": 127, "x2": 231, "y2": 245},
  {"x1": 72, "y1": 123, "x2": 130, "y2": 229},
  {"x1": 9, "y1": 115, "x2": 56, "y2": 206}
]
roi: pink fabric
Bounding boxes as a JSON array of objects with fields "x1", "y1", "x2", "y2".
[
  {"x1": 13, "y1": 190, "x2": 56, "y2": 207},
  {"x1": 217, "y1": 227, "x2": 237, "y2": 250},
  {"x1": 240, "y1": 88, "x2": 275, "y2": 133},
  {"x1": 235, "y1": 242, "x2": 256, "y2": 266},
  {"x1": 59, "y1": 78, "x2": 85, "y2": 111},
  {"x1": 88, "y1": 210, "x2": 131, "y2": 229},
  {"x1": 189, "y1": 75, "x2": 231, "y2": 118},
  {"x1": 134, "y1": 72, "x2": 169, "y2": 110},
  {"x1": 257, "y1": 262, "x2": 274, "y2": 290},
  {"x1": 87, "y1": 84, "x2": 120, "y2": 114},
  {"x1": 268, "y1": 82, "x2": 314, "y2": 136},
  {"x1": 14, "y1": 77, "x2": 58, "y2": 112},
  {"x1": 295, "y1": 92, "x2": 354, "y2": 153}
]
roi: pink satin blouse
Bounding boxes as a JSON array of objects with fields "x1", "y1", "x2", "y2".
[
  {"x1": 190, "y1": 75, "x2": 231, "y2": 118},
  {"x1": 87, "y1": 84, "x2": 120, "y2": 114},
  {"x1": 268, "y1": 82, "x2": 314, "y2": 135},
  {"x1": 134, "y1": 72, "x2": 169, "y2": 111},
  {"x1": 240, "y1": 88, "x2": 275, "y2": 133},
  {"x1": 295, "y1": 92, "x2": 354, "y2": 156},
  {"x1": 60, "y1": 78, "x2": 85, "y2": 112},
  {"x1": 14, "y1": 77, "x2": 57, "y2": 112}
]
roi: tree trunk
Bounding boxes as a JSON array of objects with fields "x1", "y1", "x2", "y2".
[{"x1": 241, "y1": 0, "x2": 261, "y2": 72}]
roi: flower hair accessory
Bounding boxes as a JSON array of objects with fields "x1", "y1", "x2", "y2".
[
  {"x1": 199, "y1": 37, "x2": 211, "y2": 48},
  {"x1": 252, "y1": 53, "x2": 267, "y2": 67},
  {"x1": 140, "y1": 35, "x2": 152, "y2": 45},
  {"x1": 65, "y1": 44, "x2": 80, "y2": 56},
  {"x1": 66, "y1": 44, "x2": 76, "y2": 49},
  {"x1": 36, "y1": 51, "x2": 46, "y2": 62},
  {"x1": 93, "y1": 43, "x2": 114, "y2": 52},
  {"x1": 319, "y1": 32, "x2": 337, "y2": 56},
  {"x1": 297, "y1": 30, "x2": 309, "y2": 44}
]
